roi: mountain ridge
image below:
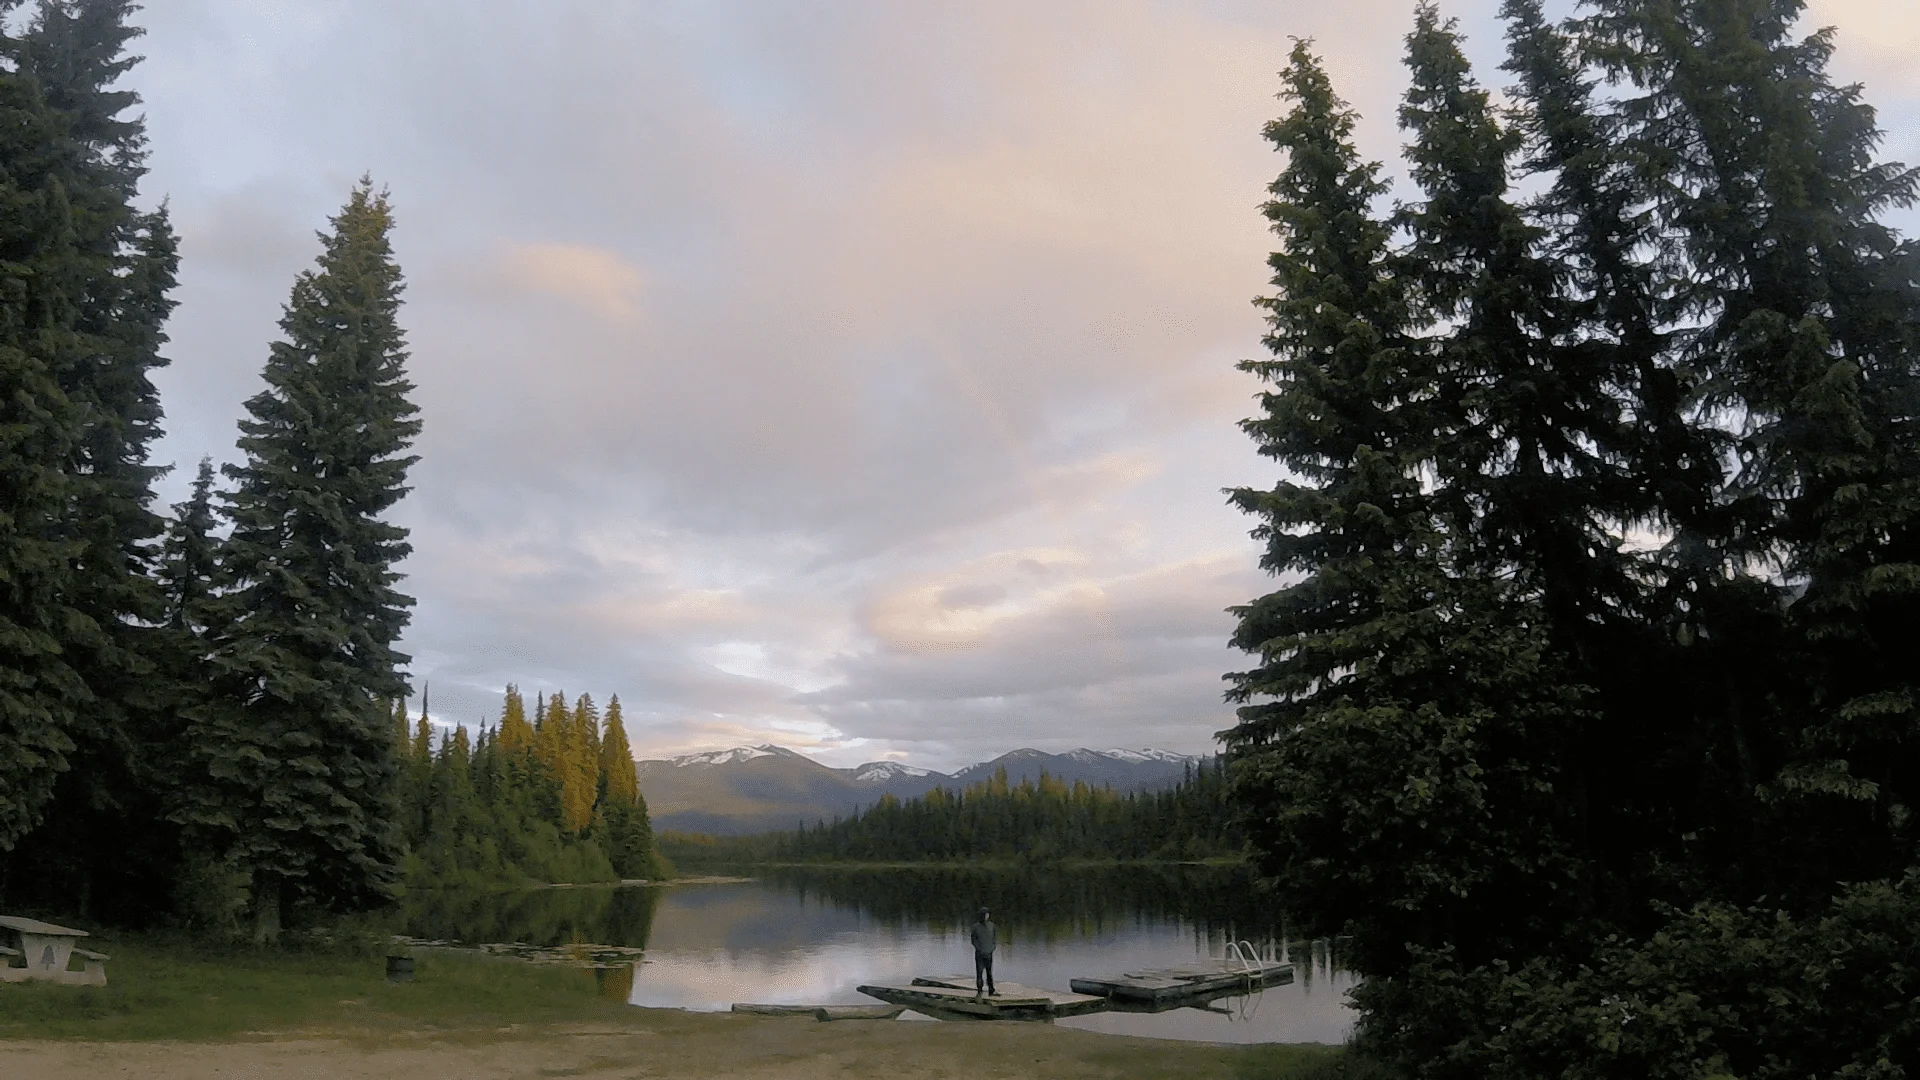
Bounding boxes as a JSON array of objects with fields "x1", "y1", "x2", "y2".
[{"x1": 636, "y1": 744, "x2": 1206, "y2": 836}]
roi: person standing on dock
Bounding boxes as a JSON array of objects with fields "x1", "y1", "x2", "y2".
[{"x1": 970, "y1": 907, "x2": 998, "y2": 997}]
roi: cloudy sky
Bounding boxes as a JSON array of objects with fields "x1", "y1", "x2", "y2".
[{"x1": 126, "y1": 0, "x2": 1919, "y2": 770}]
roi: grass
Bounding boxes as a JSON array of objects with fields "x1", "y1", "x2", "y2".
[
  {"x1": 0, "y1": 932, "x2": 636, "y2": 1041},
  {"x1": 0, "y1": 931, "x2": 1376, "y2": 1080}
]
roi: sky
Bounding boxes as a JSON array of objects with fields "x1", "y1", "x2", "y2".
[{"x1": 119, "y1": 0, "x2": 1920, "y2": 771}]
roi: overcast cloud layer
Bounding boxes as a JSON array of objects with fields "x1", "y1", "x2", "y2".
[{"x1": 131, "y1": 0, "x2": 1920, "y2": 770}]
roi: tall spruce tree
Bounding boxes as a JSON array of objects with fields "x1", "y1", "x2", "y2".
[
  {"x1": 1584, "y1": 0, "x2": 1920, "y2": 900},
  {"x1": 177, "y1": 182, "x2": 420, "y2": 941},
  {"x1": 597, "y1": 695, "x2": 655, "y2": 879},
  {"x1": 158, "y1": 457, "x2": 218, "y2": 631},
  {"x1": 1226, "y1": 38, "x2": 1586, "y2": 974},
  {"x1": 0, "y1": 7, "x2": 93, "y2": 853},
  {"x1": 1229, "y1": 5, "x2": 1920, "y2": 1076},
  {"x1": 1496, "y1": 0, "x2": 1746, "y2": 934},
  {"x1": 2, "y1": 0, "x2": 184, "y2": 920}
]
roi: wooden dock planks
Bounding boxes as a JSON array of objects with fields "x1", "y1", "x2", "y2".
[
  {"x1": 1069, "y1": 960, "x2": 1294, "y2": 1005},
  {"x1": 855, "y1": 980, "x2": 1094, "y2": 1019},
  {"x1": 909, "y1": 975, "x2": 1110, "y2": 1017}
]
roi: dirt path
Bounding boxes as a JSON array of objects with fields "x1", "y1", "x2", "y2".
[{"x1": 6, "y1": 1011, "x2": 1326, "y2": 1079}]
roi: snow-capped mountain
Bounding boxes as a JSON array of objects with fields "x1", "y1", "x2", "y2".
[
  {"x1": 669, "y1": 745, "x2": 786, "y2": 767},
  {"x1": 1066, "y1": 748, "x2": 1195, "y2": 766},
  {"x1": 635, "y1": 744, "x2": 1207, "y2": 835},
  {"x1": 851, "y1": 761, "x2": 933, "y2": 783}
]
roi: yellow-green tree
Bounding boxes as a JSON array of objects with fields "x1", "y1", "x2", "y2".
[
  {"x1": 411, "y1": 716, "x2": 432, "y2": 768},
  {"x1": 600, "y1": 695, "x2": 639, "y2": 806},
  {"x1": 533, "y1": 689, "x2": 566, "y2": 781},
  {"x1": 561, "y1": 694, "x2": 600, "y2": 833},
  {"x1": 496, "y1": 684, "x2": 532, "y2": 756}
]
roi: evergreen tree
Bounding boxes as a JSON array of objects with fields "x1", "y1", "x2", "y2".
[
  {"x1": 1228, "y1": 6, "x2": 1920, "y2": 1076},
  {"x1": 497, "y1": 683, "x2": 533, "y2": 755},
  {"x1": 0, "y1": 12, "x2": 93, "y2": 851},
  {"x1": 1224, "y1": 37, "x2": 1581, "y2": 973},
  {"x1": 597, "y1": 695, "x2": 655, "y2": 878},
  {"x1": 599, "y1": 695, "x2": 638, "y2": 806},
  {"x1": 1583, "y1": 0, "x2": 1920, "y2": 901},
  {"x1": 158, "y1": 458, "x2": 219, "y2": 631},
  {"x1": 390, "y1": 697, "x2": 410, "y2": 758},
  {"x1": 1, "y1": 0, "x2": 184, "y2": 921},
  {"x1": 176, "y1": 181, "x2": 420, "y2": 942},
  {"x1": 393, "y1": 684, "x2": 645, "y2": 887},
  {"x1": 565, "y1": 693, "x2": 599, "y2": 833}
]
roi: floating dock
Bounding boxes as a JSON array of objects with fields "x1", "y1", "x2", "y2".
[
  {"x1": 1069, "y1": 960, "x2": 1293, "y2": 1006},
  {"x1": 856, "y1": 978, "x2": 1106, "y2": 1020},
  {"x1": 911, "y1": 975, "x2": 1108, "y2": 1017}
]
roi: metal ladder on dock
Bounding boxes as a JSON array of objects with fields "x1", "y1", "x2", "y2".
[
  {"x1": 1223, "y1": 938, "x2": 1262, "y2": 976},
  {"x1": 1223, "y1": 938, "x2": 1269, "y2": 997}
]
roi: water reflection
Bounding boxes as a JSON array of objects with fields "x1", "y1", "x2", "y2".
[
  {"x1": 402, "y1": 882, "x2": 660, "y2": 948},
  {"x1": 401, "y1": 866, "x2": 1357, "y2": 1044}
]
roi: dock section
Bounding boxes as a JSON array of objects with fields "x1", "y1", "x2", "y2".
[
  {"x1": 1070, "y1": 960, "x2": 1293, "y2": 1006},
  {"x1": 910, "y1": 975, "x2": 1109, "y2": 1017},
  {"x1": 856, "y1": 982, "x2": 1057, "y2": 1019}
]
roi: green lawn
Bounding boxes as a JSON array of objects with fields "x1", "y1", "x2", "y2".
[{"x1": 0, "y1": 933, "x2": 635, "y2": 1041}]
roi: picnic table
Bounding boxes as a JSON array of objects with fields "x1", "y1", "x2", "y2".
[{"x1": 0, "y1": 915, "x2": 109, "y2": 986}]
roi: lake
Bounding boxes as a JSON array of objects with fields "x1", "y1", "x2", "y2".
[{"x1": 401, "y1": 865, "x2": 1357, "y2": 1044}]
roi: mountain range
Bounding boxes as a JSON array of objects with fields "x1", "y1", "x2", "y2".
[{"x1": 636, "y1": 745, "x2": 1204, "y2": 836}]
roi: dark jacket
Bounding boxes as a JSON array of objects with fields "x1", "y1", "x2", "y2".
[{"x1": 970, "y1": 919, "x2": 996, "y2": 956}]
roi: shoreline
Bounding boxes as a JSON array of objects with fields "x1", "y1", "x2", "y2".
[
  {"x1": 1, "y1": 1013, "x2": 1346, "y2": 1079},
  {"x1": 526, "y1": 874, "x2": 753, "y2": 889}
]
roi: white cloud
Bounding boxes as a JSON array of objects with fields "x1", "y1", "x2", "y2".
[
  {"x1": 497, "y1": 243, "x2": 648, "y2": 322},
  {"x1": 132, "y1": 0, "x2": 1920, "y2": 771}
]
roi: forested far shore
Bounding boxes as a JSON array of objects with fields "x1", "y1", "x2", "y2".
[
  {"x1": 395, "y1": 686, "x2": 665, "y2": 891},
  {"x1": 660, "y1": 760, "x2": 1239, "y2": 867}
]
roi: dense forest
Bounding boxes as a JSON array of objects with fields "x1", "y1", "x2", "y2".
[
  {"x1": 664, "y1": 760, "x2": 1237, "y2": 866},
  {"x1": 1226, "y1": 1, "x2": 1920, "y2": 1077},
  {"x1": 0, "y1": 1, "x2": 659, "y2": 943},
  {"x1": 395, "y1": 687, "x2": 661, "y2": 890}
]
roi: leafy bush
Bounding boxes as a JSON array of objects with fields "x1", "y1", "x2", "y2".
[{"x1": 1357, "y1": 874, "x2": 1920, "y2": 1079}]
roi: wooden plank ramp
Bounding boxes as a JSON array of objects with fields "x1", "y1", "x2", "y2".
[
  {"x1": 856, "y1": 977, "x2": 1104, "y2": 1020},
  {"x1": 911, "y1": 975, "x2": 1109, "y2": 1018},
  {"x1": 1069, "y1": 961, "x2": 1293, "y2": 1005}
]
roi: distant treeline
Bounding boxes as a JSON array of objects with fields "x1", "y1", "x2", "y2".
[
  {"x1": 664, "y1": 759, "x2": 1239, "y2": 865},
  {"x1": 396, "y1": 687, "x2": 662, "y2": 889}
]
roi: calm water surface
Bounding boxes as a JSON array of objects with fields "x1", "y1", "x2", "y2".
[{"x1": 403, "y1": 866, "x2": 1357, "y2": 1044}]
